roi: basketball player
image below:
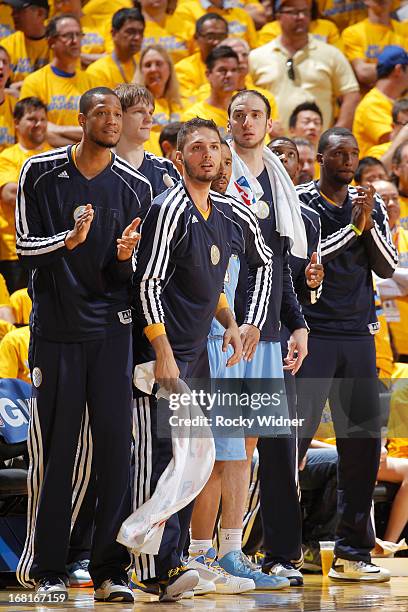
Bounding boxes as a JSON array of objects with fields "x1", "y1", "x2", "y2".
[{"x1": 15, "y1": 87, "x2": 152, "y2": 602}]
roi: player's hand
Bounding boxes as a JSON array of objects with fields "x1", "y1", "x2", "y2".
[
  {"x1": 223, "y1": 321, "x2": 243, "y2": 367},
  {"x1": 283, "y1": 328, "x2": 308, "y2": 375},
  {"x1": 117, "y1": 218, "x2": 141, "y2": 261},
  {"x1": 65, "y1": 204, "x2": 94, "y2": 250},
  {"x1": 151, "y1": 334, "x2": 180, "y2": 391},
  {"x1": 350, "y1": 203, "x2": 366, "y2": 234},
  {"x1": 305, "y1": 251, "x2": 324, "y2": 289},
  {"x1": 353, "y1": 185, "x2": 375, "y2": 231},
  {"x1": 239, "y1": 323, "x2": 260, "y2": 362}
]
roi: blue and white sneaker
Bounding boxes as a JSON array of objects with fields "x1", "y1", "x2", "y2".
[
  {"x1": 217, "y1": 551, "x2": 290, "y2": 590},
  {"x1": 187, "y1": 547, "x2": 254, "y2": 594}
]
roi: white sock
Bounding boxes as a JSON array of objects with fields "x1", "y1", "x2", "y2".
[
  {"x1": 218, "y1": 528, "x2": 242, "y2": 559},
  {"x1": 189, "y1": 539, "x2": 213, "y2": 557}
]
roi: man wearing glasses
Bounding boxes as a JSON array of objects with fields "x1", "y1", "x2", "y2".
[
  {"x1": 19, "y1": 14, "x2": 96, "y2": 147},
  {"x1": 248, "y1": 0, "x2": 360, "y2": 132}
]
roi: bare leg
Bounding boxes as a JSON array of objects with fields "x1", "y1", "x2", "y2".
[
  {"x1": 190, "y1": 460, "x2": 225, "y2": 539},
  {"x1": 378, "y1": 456, "x2": 408, "y2": 542},
  {"x1": 221, "y1": 438, "x2": 258, "y2": 528}
]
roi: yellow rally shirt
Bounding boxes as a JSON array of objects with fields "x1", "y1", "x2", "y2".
[
  {"x1": 183, "y1": 101, "x2": 228, "y2": 137},
  {"x1": 10, "y1": 288, "x2": 31, "y2": 325},
  {"x1": 352, "y1": 87, "x2": 393, "y2": 158},
  {"x1": 341, "y1": 18, "x2": 408, "y2": 64},
  {"x1": 385, "y1": 226, "x2": 408, "y2": 356},
  {"x1": 141, "y1": 16, "x2": 195, "y2": 65},
  {"x1": 2, "y1": 31, "x2": 49, "y2": 82},
  {"x1": 315, "y1": 0, "x2": 367, "y2": 32},
  {"x1": 0, "y1": 94, "x2": 16, "y2": 153},
  {"x1": 0, "y1": 325, "x2": 30, "y2": 383},
  {"x1": 398, "y1": 195, "x2": 408, "y2": 231},
  {"x1": 20, "y1": 64, "x2": 96, "y2": 125},
  {"x1": 365, "y1": 141, "x2": 390, "y2": 161},
  {"x1": 175, "y1": 51, "x2": 207, "y2": 103},
  {"x1": 86, "y1": 54, "x2": 136, "y2": 89},
  {"x1": 0, "y1": 4, "x2": 14, "y2": 41},
  {"x1": 0, "y1": 142, "x2": 51, "y2": 261}
]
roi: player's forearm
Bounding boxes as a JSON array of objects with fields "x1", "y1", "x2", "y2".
[
  {"x1": 215, "y1": 304, "x2": 236, "y2": 330},
  {"x1": 351, "y1": 60, "x2": 377, "y2": 88},
  {"x1": 47, "y1": 123, "x2": 82, "y2": 146}
]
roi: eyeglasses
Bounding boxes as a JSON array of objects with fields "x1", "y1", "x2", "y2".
[
  {"x1": 56, "y1": 31, "x2": 85, "y2": 42},
  {"x1": 198, "y1": 32, "x2": 227, "y2": 42},
  {"x1": 278, "y1": 8, "x2": 311, "y2": 16},
  {"x1": 287, "y1": 57, "x2": 295, "y2": 81}
]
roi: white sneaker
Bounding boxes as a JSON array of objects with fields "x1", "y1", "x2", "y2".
[
  {"x1": 36, "y1": 577, "x2": 68, "y2": 600},
  {"x1": 194, "y1": 577, "x2": 216, "y2": 595},
  {"x1": 328, "y1": 558, "x2": 391, "y2": 583},
  {"x1": 94, "y1": 578, "x2": 135, "y2": 602},
  {"x1": 264, "y1": 561, "x2": 304, "y2": 586},
  {"x1": 187, "y1": 547, "x2": 255, "y2": 594}
]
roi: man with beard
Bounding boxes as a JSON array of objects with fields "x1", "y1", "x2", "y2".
[
  {"x1": 131, "y1": 117, "x2": 273, "y2": 601},
  {"x1": 296, "y1": 127, "x2": 397, "y2": 582},
  {"x1": 219, "y1": 89, "x2": 309, "y2": 586},
  {"x1": 15, "y1": 87, "x2": 152, "y2": 602}
]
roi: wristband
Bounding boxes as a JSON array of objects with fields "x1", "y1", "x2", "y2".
[{"x1": 350, "y1": 224, "x2": 362, "y2": 236}]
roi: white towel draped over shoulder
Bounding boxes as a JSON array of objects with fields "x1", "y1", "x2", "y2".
[{"x1": 227, "y1": 145, "x2": 308, "y2": 259}]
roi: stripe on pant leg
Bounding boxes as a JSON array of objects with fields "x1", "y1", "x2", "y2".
[
  {"x1": 133, "y1": 396, "x2": 155, "y2": 580},
  {"x1": 16, "y1": 398, "x2": 44, "y2": 588},
  {"x1": 71, "y1": 405, "x2": 93, "y2": 530},
  {"x1": 242, "y1": 457, "x2": 260, "y2": 548}
]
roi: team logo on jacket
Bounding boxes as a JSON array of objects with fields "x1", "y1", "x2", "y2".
[
  {"x1": 73, "y1": 205, "x2": 87, "y2": 221},
  {"x1": 118, "y1": 309, "x2": 132, "y2": 324},
  {"x1": 211, "y1": 245, "x2": 220, "y2": 265},
  {"x1": 32, "y1": 367, "x2": 42, "y2": 388},
  {"x1": 368, "y1": 322, "x2": 380, "y2": 335},
  {"x1": 253, "y1": 200, "x2": 269, "y2": 219}
]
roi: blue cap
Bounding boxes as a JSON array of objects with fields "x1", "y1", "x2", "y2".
[{"x1": 377, "y1": 45, "x2": 408, "y2": 78}]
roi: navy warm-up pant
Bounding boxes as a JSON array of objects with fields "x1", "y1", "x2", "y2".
[
  {"x1": 17, "y1": 331, "x2": 133, "y2": 588},
  {"x1": 133, "y1": 347, "x2": 209, "y2": 581},
  {"x1": 296, "y1": 334, "x2": 382, "y2": 563},
  {"x1": 257, "y1": 365, "x2": 302, "y2": 564}
]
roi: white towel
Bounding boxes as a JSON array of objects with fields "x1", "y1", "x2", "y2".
[
  {"x1": 228, "y1": 145, "x2": 308, "y2": 259},
  {"x1": 117, "y1": 363, "x2": 215, "y2": 555}
]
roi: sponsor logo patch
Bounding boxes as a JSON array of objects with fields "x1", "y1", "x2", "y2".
[
  {"x1": 368, "y1": 322, "x2": 380, "y2": 335},
  {"x1": 118, "y1": 309, "x2": 132, "y2": 324},
  {"x1": 32, "y1": 367, "x2": 42, "y2": 388}
]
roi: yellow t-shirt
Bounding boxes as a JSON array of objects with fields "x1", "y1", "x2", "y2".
[
  {"x1": 86, "y1": 54, "x2": 136, "y2": 88},
  {"x1": 80, "y1": 11, "x2": 107, "y2": 53},
  {"x1": 374, "y1": 284, "x2": 394, "y2": 380},
  {"x1": 0, "y1": 94, "x2": 16, "y2": 153},
  {"x1": 315, "y1": 0, "x2": 367, "y2": 31},
  {"x1": 175, "y1": 51, "x2": 207, "y2": 103},
  {"x1": 365, "y1": 141, "x2": 390, "y2": 161},
  {"x1": 352, "y1": 87, "x2": 392, "y2": 158},
  {"x1": 387, "y1": 362, "x2": 408, "y2": 457},
  {"x1": 0, "y1": 4, "x2": 14, "y2": 41},
  {"x1": 0, "y1": 325, "x2": 30, "y2": 383},
  {"x1": 82, "y1": 0, "x2": 132, "y2": 28},
  {"x1": 0, "y1": 273, "x2": 10, "y2": 306},
  {"x1": 142, "y1": 97, "x2": 183, "y2": 156},
  {"x1": 398, "y1": 195, "x2": 408, "y2": 231},
  {"x1": 1, "y1": 31, "x2": 49, "y2": 82},
  {"x1": 385, "y1": 225, "x2": 408, "y2": 356},
  {"x1": 20, "y1": 64, "x2": 96, "y2": 125},
  {"x1": 10, "y1": 289, "x2": 31, "y2": 325},
  {"x1": 141, "y1": 16, "x2": 195, "y2": 65},
  {"x1": 0, "y1": 320, "x2": 15, "y2": 341},
  {"x1": 183, "y1": 100, "x2": 228, "y2": 137},
  {"x1": 257, "y1": 18, "x2": 342, "y2": 50},
  {"x1": 341, "y1": 19, "x2": 408, "y2": 64},
  {"x1": 0, "y1": 142, "x2": 51, "y2": 261},
  {"x1": 174, "y1": 1, "x2": 258, "y2": 49}
]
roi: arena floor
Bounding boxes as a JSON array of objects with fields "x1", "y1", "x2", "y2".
[{"x1": 1, "y1": 576, "x2": 408, "y2": 611}]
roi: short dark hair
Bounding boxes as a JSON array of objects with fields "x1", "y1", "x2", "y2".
[
  {"x1": 79, "y1": 87, "x2": 119, "y2": 115},
  {"x1": 354, "y1": 157, "x2": 387, "y2": 184},
  {"x1": 392, "y1": 98, "x2": 408, "y2": 123},
  {"x1": 317, "y1": 127, "x2": 357, "y2": 154},
  {"x1": 14, "y1": 97, "x2": 47, "y2": 121},
  {"x1": 288, "y1": 101, "x2": 323, "y2": 129},
  {"x1": 195, "y1": 12, "x2": 228, "y2": 36},
  {"x1": 228, "y1": 89, "x2": 271, "y2": 120},
  {"x1": 112, "y1": 7, "x2": 144, "y2": 31},
  {"x1": 177, "y1": 118, "x2": 220, "y2": 152},
  {"x1": 391, "y1": 141, "x2": 408, "y2": 187},
  {"x1": 159, "y1": 121, "x2": 183, "y2": 152},
  {"x1": 114, "y1": 83, "x2": 154, "y2": 112},
  {"x1": 45, "y1": 13, "x2": 80, "y2": 39},
  {"x1": 268, "y1": 136, "x2": 299, "y2": 159},
  {"x1": 205, "y1": 45, "x2": 238, "y2": 71}
]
